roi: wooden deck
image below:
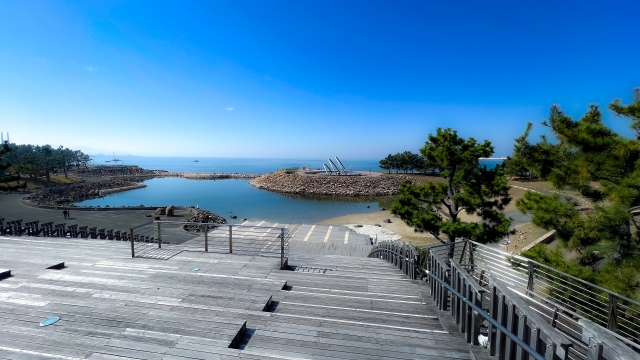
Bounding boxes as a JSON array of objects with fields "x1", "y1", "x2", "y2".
[{"x1": 0, "y1": 235, "x2": 475, "y2": 359}]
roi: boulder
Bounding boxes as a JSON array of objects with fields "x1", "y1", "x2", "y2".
[
  {"x1": 154, "y1": 207, "x2": 166, "y2": 215},
  {"x1": 166, "y1": 205, "x2": 175, "y2": 217}
]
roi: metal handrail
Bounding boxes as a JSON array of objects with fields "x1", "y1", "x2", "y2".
[
  {"x1": 131, "y1": 221, "x2": 154, "y2": 230},
  {"x1": 153, "y1": 220, "x2": 287, "y2": 230},
  {"x1": 429, "y1": 273, "x2": 547, "y2": 360},
  {"x1": 129, "y1": 221, "x2": 290, "y2": 269},
  {"x1": 438, "y1": 239, "x2": 640, "y2": 356},
  {"x1": 468, "y1": 239, "x2": 640, "y2": 306}
]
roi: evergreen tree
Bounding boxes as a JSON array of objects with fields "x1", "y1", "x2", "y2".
[
  {"x1": 514, "y1": 89, "x2": 640, "y2": 260},
  {"x1": 0, "y1": 141, "x2": 20, "y2": 186},
  {"x1": 379, "y1": 154, "x2": 393, "y2": 173},
  {"x1": 391, "y1": 128, "x2": 512, "y2": 246}
]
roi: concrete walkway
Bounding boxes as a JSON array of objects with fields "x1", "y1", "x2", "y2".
[{"x1": 0, "y1": 193, "x2": 193, "y2": 232}]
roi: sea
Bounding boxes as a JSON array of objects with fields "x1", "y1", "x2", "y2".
[{"x1": 77, "y1": 156, "x2": 503, "y2": 224}]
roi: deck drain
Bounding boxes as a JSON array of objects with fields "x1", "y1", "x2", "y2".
[{"x1": 294, "y1": 266, "x2": 335, "y2": 274}]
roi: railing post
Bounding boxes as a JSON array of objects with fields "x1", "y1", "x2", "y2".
[
  {"x1": 157, "y1": 222, "x2": 162, "y2": 248},
  {"x1": 228, "y1": 225, "x2": 233, "y2": 253},
  {"x1": 527, "y1": 260, "x2": 534, "y2": 297},
  {"x1": 587, "y1": 338, "x2": 603, "y2": 360},
  {"x1": 515, "y1": 313, "x2": 528, "y2": 359},
  {"x1": 607, "y1": 293, "x2": 618, "y2": 331},
  {"x1": 130, "y1": 227, "x2": 135, "y2": 258},
  {"x1": 204, "y1": 224, "x2": 208, "y2": 252},
  {"x1": 488, "y1": 286, "x2": 499, "y2": 356},
  {"x1": 280, "y1": 228, "x2": 285, "y2": 270}
]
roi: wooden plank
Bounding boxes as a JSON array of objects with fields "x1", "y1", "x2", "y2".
[{"x1": 0, "y1": 235, "x2": 478, "y2": 359}]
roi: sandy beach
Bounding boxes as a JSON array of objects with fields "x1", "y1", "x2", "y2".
[{"x1": 317, "y1": 210, "x2": 438, "y2": 245}]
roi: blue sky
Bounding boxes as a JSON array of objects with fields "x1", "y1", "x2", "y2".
[{"x1": 1, "y1": 1, "x2": 638, "y2": 159}]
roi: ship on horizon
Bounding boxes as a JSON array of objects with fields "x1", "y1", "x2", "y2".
[{"x1": 105, "y1": 152, "x2": 122, "y2": 163}]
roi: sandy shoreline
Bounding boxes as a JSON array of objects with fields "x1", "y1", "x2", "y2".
[{"x1": 317, "y1": 210, "x2": 438, "y2": 246}]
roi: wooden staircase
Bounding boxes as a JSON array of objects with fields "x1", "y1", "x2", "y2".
[{"x1": 0, "y1": 235, "x2": 477, "y2": 359}]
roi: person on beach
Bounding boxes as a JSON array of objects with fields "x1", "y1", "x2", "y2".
[{"x1": 63, "y1": 210, "x2": 68, "y2": 219}]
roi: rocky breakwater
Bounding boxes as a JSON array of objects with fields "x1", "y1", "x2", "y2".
[
  {"x1": 76, "y1": 166, "x2": 167, "y2": 177},
  {"x1": 250, "y1": 172, "x2": 412, "y2": 196},
  {"x1": 76, "y1": 166, "x2": 259, "y2": 180},
  {"x1": 168, "y1": 172, "x2": 260, "y2": 180},
  {"x1": 23, "y1": 179, "x2": 146, "y2": 206},
  {"x1": 183, "y1": 209, "x2": 227, "y2": 233}
]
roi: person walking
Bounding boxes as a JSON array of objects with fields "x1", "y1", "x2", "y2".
[
  {"x1": 67, "y1": 210, "x2": 70, "y2": 219},
  {"x1": 63, "y1": 210, "x2": 68, "y2": 219}
]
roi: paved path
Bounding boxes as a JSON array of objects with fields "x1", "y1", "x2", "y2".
[{"x1": 0, "y1": 193, "x2": 194, "y2": 232}]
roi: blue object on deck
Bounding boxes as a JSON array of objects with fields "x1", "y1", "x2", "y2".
[
  {"x1": 39, "y1": 317, "x2": 60, "y2": 326},
  {"x1": 192, "y1": 268, "x2": 200, "y2": 271}
]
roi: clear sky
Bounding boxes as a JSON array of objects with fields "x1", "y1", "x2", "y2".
[{"x1": 1, "y1": 1, "x2": 638, "y2": 159}]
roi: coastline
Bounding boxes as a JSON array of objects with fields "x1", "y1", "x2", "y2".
[{"x1": 3, "y1": 164, "x2": 540, "y2": 247}]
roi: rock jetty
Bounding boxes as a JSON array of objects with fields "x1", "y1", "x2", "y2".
[
  {"x1": 75, "y1": 166, "x2": 166, "y2": 177},
  {"x1": 23, "y1": 179, "x2": 146, "y2": 206},
  {"x1": 98, "y1": 183, "x2": 146, "y2": 196},
  {"x1": 76, "y1": 166, "x2": 259, "y2": 180},
  {"x1": 170, "y1": 172, "x2": 259, "y2": 180},
  {"x1": 250, "y1": 172, "x2": 412, "y2": 196},
  {"x1": 183, "y1": 209, "x2": 228, "y2": 233}
]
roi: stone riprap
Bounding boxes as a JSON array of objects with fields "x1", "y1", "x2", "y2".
[
  {"x1": 98, "y1": 184, "x2": 146, "y2": 196},
  {"x1": 250, "y1": 172, "x2": 412, "y2": 196},
  {"x1": 170, "y1": 172, "x2": 259, "y2": 180},
  {"x1": 186, "y1": 209, "x2": 227, "y2": 224},
  {"x1": 75, "y1": 166, "x2": 259, "y2": 180},
  {"x1": 75, "y1": 166, "x2": 167, "y2": 177},
  {"x1": 23, "y1": 179, "x2": 146, "y2": 207}
]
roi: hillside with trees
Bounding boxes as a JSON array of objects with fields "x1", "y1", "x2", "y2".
[
  {"x1": 0, "y1": 142, "x2": 92, "y2": 190},
  {"x1": 510, "y1": 88, "x2": 640, "y2": 299}
]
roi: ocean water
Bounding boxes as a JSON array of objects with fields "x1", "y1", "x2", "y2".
[
  {"x1": 89, "y1": 155, "x2": 383, "y2": 174},
  {"x1": 77, "y1": 157, "x2": 504, "y2": 224}
]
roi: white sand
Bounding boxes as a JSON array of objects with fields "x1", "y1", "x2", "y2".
[{"x1": 345, "y1": 224, "x2": 402, "y2": 242}]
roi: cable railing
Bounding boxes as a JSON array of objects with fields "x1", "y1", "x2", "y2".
[
  {"x1": 367, "y1": 240, "x2": 422, "y2": 279},
  {"x1": 369, "y1": 239, "x2": 640, "y2": 359},
  {"x1": 459, "y1": 240, "x2": 640, "y2": 354},
  {"x1": 129, "y1": 221, "x2": 291, "y2": 269}
]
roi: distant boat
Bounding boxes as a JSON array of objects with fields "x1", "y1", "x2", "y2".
[
  {"x1": 194, "y1": 160, "x2": 199, "y2": 162},
  {"x1": 111, "y1": 152, "x2": 122, "y2": 163}
]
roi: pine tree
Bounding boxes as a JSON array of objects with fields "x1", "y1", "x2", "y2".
[
  {"x1": 515, "y1": 89, "x2": 640, "y2": 260},
  {"x1": 391, "y1": 128, "x2": 512, "y2": 246}
]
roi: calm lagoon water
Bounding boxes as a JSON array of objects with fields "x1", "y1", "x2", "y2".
[
  {"x1": 77, "y1": 177, "x2": 382, "y2": 224},
  {"x1": 77, "y1": 157, "x2": 504, "y2": 224}
]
